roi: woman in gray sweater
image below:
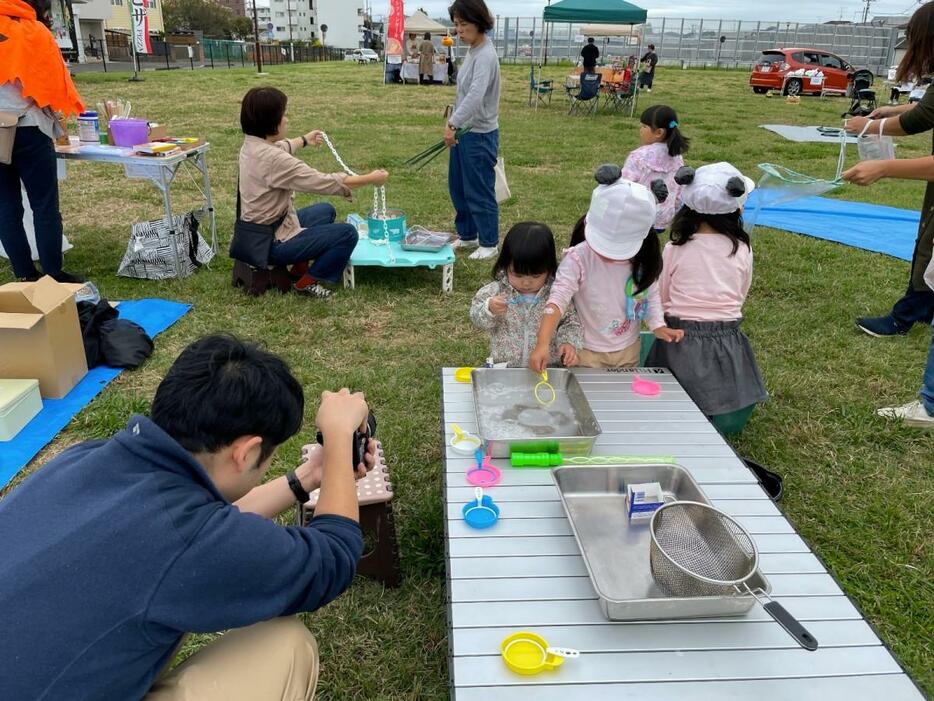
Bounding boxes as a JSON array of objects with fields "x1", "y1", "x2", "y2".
[{"x1": 445, "y1": 0, "x2": 501, "y2": 260}]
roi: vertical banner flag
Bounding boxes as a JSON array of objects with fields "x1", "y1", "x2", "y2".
[
  {"x1": 130, "y1": 0, "x2": 152, "y2": 54},
  {"x1": 387, "y1": 0, "x2": 404, "y2": 58}
]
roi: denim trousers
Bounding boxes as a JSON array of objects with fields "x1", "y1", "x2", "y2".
[
  {"x1": 448, "y1": 129, "x2": 499, "y2": 248},
  {"x1": 921, "y1": 321, "x2": 934, "y2": 415},
  {"x1": 269, "y1": 203, "x2": 358, "y2": 283},
  {"x1": 0, "y1": 126, "x2": 65, "y2": 278}
]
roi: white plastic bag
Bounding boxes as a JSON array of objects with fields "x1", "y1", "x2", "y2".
[
  {"x1": 857, "y1": 118, "x2": 895, "y2": 162},
  {"x1": 494, "y1": 156, "x2": 511, "y2": 204}
]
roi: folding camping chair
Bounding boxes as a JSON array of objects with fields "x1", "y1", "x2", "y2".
[
  {"x1": 604, "y1": 76, "x2": 638, "y2": 116},
  {"x1": 567, "y1": 72, "x2": 602, "y2": 116},
  {"x1": 529, "y1": 65, "x2": 555, "y2": 108}
]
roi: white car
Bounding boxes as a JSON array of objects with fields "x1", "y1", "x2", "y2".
[{"x1": 344, "y1": 49, "x2": 379, "y2": 64}]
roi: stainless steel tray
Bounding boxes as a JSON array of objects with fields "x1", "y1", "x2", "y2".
[
  {"x1": 552, "y1": 463, "x2": 771, "y2": 620},
  {"x1": 471, "y1": 368, "x2": 601, "y2": 458}
]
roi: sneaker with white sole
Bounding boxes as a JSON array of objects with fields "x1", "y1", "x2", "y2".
[
  {"x1": 294, "y1": 282, "x2": 332, "y2": 299},
  {"x1": 876, "y1": 400, "x2": 934, "y2": 428},
  {"x1": 452, "y1": 238, "x2": 479, "y2": 250},
  {"x1": 469, "y1": 246, "x2": 498, "y2": 260}
]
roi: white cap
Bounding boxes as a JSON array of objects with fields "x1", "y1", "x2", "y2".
[
  {"x1": 584, "y1": 179, "x2": 657, "y2": 261},
  {"x1": 680, "y1": 162, "x2": 756, "y2": 215}
]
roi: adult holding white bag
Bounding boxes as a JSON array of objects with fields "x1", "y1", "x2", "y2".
[
  {"x1": 843, "y1": 0, "x2": 934, "y2": 338},
  {"x1": 444, "y1": 0, "x2": 502, "y2": 261}
]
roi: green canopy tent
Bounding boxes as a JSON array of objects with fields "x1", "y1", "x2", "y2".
[
  {"x1": 538, "y1": 0, "x2": 647, "y2": 114},
  {"x1": 542, "y1": 0, "x2": 646, "y2": 25}
]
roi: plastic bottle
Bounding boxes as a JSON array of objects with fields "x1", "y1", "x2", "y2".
[
  {"x1": 77, "y1": 111, "x2": 100, "y2": 143},
  {"x1": 510, "y1": 452, "x2": 563, "y2": 467}
]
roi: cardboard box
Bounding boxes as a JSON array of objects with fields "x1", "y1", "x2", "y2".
[{"x1": 0, "y1": 277, "x2": 88, "y2": 398}]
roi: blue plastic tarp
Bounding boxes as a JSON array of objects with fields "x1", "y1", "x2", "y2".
[{"x1": 745, "y1": 192, "x2": 919, "y2": 261}]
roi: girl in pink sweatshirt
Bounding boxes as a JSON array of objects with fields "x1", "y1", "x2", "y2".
[
  {"x1": 530, "y1": 166, "x2": 683, "y2": 371},
  {"x1": 646, "y1": 162, "x2": 768, "y2": 431}
]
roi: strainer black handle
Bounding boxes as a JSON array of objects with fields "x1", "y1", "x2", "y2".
[{"x1": 763, "y1": 600, "x2": 819, "y2": 651}]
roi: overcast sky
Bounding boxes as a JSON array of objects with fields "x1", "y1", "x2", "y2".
[{"x1": 404, "y1": 0, "x2": 920, "y2": 24}]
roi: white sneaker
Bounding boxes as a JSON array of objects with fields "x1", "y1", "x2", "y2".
[
  {"x1": 469, "y1": 246, "x2": 498, "y2": 260},
  {"x1": 876, "y1": 400, "x2": 934, "y2": 428},
  {"x1": 452, "y1": 238, "x2": 479, "y2": 250}
]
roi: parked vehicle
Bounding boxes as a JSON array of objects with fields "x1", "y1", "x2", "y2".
[
  {"x1": 749, "y1": 48, "x2": 856, "y2": 96},
  {"x1": 344, "y1": 48, "x2": 380, "y2": 63}
]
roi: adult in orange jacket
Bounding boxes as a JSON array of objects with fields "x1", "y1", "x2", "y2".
[{"x1": 0, "y1": 0, "x2": 86, "y2": 282}]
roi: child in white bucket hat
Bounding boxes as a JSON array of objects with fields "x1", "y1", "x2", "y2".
[
  {"x1": 530, "y1": 165, "x2": 684, "y2": 372},
  {"x1": 646, "y1": 162, "x2": 768, "y2": 434}
]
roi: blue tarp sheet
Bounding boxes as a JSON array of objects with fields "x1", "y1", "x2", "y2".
[{"x1": 746, "y1": 192, "x2": 919, "y2": 261}]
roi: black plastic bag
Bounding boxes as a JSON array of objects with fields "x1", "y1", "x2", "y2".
[
  {"x1": 98, "y1": 319, "x2": 154, "y2": 369},
  {"x1": 77, "y1": 300, "x2": 119, "y2": 367}
]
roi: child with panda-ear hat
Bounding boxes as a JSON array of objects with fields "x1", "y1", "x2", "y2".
[{"x1": 645, "y1": 162, "x2": 769, "y2": 432}]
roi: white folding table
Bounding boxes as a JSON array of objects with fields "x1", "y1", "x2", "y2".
[
  {"x1": 55, "y1": 140, "x2": 216, "y2": 278},
  {"x1": 441, "y1": 368, "x2": 923, "y2": 700}
]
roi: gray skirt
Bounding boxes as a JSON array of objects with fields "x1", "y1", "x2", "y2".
[{"x1": 646, "y1": 316, "x2": 768, "y2": 416}]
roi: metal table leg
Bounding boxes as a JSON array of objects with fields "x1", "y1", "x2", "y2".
[
  {"x1": 442, "y1": 264, "x2": 453, "y2": 293},
  {"x1": 192, "y1": 150, "x2": 216, "y2": 254},
  {"x1": 154, "y1": 164, "x2": 185, "y2": 278},
  {"x1": 343, "y1": 265, "x2": 355, "y2": 289}
]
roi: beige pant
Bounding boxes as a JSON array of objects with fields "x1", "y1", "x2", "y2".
[
  {"x1": 146, "y1": 617, "x2": 319, "y2": 701},
  {"x1": 577, "y1": 341, "x2": 641, "y2": 369}
]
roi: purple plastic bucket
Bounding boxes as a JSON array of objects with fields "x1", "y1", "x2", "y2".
[{"x1": 109, "y1": 119, "x2": 149, "y2": 147}]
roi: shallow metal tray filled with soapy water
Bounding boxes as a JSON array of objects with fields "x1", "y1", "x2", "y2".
[
  {"x1": 471, "y1": 368, "x2": 601, "y2": 458},
  {"x1": 552, "y1": 463, "x2": 771, "y2": 621}
]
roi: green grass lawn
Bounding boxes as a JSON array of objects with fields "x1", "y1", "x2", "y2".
[{"x1": 2, "y1": 63, "x2": 932, "y2": 697}]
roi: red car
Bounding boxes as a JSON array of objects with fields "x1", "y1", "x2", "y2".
[{"x1": 749, "y1": 48, "x2": 855, "y2": 95}]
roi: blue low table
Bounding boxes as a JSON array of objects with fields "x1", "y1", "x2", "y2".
[{"x1": 342, "y1": 238, "x2": 455, "y2": 293}]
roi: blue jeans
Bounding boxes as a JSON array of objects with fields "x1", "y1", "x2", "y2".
[
  {"x1": 269, "y1": 203, "x2": 358, "y2": 283},
  {"x1": 891, "y1": 282, "x2": 934, "y2": 329},
  {"x1": 448, "y1": 129, "x2": 499, "y2": 248},
  {"x1": 921, "y1": 321, "x2": 934, "y2": 415},
  {"x1": 0, "y1": 127, "x2": 64, "y2": 278}
]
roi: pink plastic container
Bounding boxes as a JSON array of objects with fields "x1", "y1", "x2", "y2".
[{"x1": 109, "y1": 118, "x2": 149, "y2": 147}]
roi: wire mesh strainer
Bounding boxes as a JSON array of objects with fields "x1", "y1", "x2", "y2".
[{"x1": 650, "y1": 501, "x2": 819, "y2": 651}]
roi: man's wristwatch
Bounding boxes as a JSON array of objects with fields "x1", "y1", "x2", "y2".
[
  {"x1": 446, "y1": 122, "x2": 456, "y2": 132},
  {"x1": 301, "y1": 135, "x2": 309, "y2": 148},
  {"x1": 286, "y1": 470, "x2": 311, "y2": 503}
]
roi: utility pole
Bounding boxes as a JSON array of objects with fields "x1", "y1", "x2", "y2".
[
  {"x1": 251, "y1": 0, "x2": 265, "y2": 74},
  {"x1": 861, "y1": 0, "x2": 876, "y2": 25},
  {"x1": 287, "y1": 0, "x2": 294, "y2": 43}
]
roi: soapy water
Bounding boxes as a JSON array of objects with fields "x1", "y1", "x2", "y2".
[{"x1": 477, "y1": 387, "x2": 582, "y2": 439}]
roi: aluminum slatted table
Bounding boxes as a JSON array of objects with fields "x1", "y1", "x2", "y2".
[{"x1": 441, "y1": 368, "x2": 923, "y2": 700}]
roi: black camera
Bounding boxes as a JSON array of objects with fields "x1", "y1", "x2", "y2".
[{"x1": 316, "y1": 410, "x2": 377, "y2": 471}]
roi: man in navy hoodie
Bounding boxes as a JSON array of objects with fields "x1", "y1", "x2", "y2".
[{"x1": 0, "y1": 334, "x2": 376, "y2": 700}]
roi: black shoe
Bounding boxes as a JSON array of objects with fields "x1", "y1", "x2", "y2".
[
  {"x1": 855, "y1": 315, "x2": 909, "y2": 337},
  {"x1": 18, "y1": 269, "x2": 42, "y2": 282},
  {"x1": 51, "y1": 271, "x2": 87, "y2": 284}
]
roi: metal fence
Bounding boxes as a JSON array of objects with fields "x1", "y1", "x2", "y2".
[
  {"x1": 476, "y1": 16, "x2": 899, "y2": 74},
  {"x1": 78, "y1": 36, "x2": 343, "y2": 73}
]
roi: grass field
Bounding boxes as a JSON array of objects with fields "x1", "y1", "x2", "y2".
[{"x1": 1, "y1": 62, "x2": 932, "y2": 698}]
